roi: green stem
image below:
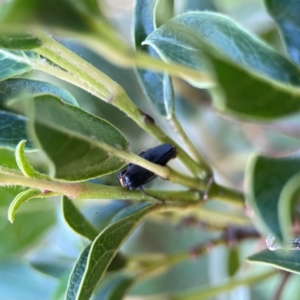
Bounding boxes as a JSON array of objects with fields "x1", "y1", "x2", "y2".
[
  {"x1": 0, "y1": 168, "x2": 202, "y2": 202},
  {"x1": 168, "y1": 115, "x2": 212, "y2": 179},
  {"x1": 129, "y1": 230, "x2": 265, "y2": 290},
  {"x1": 134, "y1": 50, "x2": 212, "y2": 85},
  {"x1": 32, "y1": 61, "x2": 98, "y2": 98},
  {"x1": 150, "y1": 207, "x2": 251, "y2": 228},
  {"x1": 33, "y1": 34, "x2": 205, "y2": 178},
  {"x1": 172, "y1": 270, "x2": 277, "y2": 300},
  {"x1": 207, "y1": 182, "x2": 245, "y2": 206},
  {"x1": 55, "y1": 26, "x2": 213, "y2": 85},
  {"x1": 0, "y1": 166, "x2": 245, "y2": 206}
]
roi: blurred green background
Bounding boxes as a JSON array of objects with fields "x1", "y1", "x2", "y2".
[{"x1": 1, "y1": 0, "x2": 300, "y2": 299}]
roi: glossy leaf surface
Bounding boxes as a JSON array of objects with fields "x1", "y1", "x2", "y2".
[
  {"x1": 246, "y1": 153, "x2": 300, "y2": 242},
  {"x1": 28, "y1": 95, "x2": 129, "y2": 181},
  {"x1": 65, "y1": 202, "x2": 154, "y2": 300},
  {"x1": 0, "y1": 78, "x2": 79, "y2": 107},
  {"x1": 0, "y1": 50, "x2": 37, "y2": 80},
  {"x1": 0, "y1": 111, "x2": 33, "y2": 150},
  {"x1": 248, "y1": 249, "x2": 300, "y2": 274},
  {"x1": 62, "y1": 196, "x2": 98, "y2": 241},
  {"x1": 145, "y1": 12, "x2": 300, "y2": 120}
]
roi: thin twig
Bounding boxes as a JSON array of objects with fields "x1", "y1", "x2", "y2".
[{"x1": 273, "y1": 271, "x2": 291, "y2": 300}]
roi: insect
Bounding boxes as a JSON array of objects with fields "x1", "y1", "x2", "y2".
[{"x1": 117, "y1": 143, "x2": 177, "y2": 191}]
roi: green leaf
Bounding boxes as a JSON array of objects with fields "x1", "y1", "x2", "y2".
[
  {"x1": 31, "y1": 259, "x2": 72, "y2": 279},
  {"x1": 95, "y1": 274, "x2": 134, "y2": 300},
  {"x1": 0, "y1": 78, "x2": 79, "y2": 107},
  {"x1": 65, "y1": 244, "x2": 91, "y2": 300},
  {"x1": 248, "y1": 249, "x2": 300, "y2": 274},
  {"x1": 0, "y1": 110, "x2": 33, "y2": 150},
  {"x1": 0, "y1": 79, "x2": 78, "y2": 150},
  {"x1": 145, "y1": 12, "x2": 300, "y2": 120},
  {"x1": 28, "y1": 95, "x2": 129, "y2": 181},
  {"x1": 134, "y1": 0, "x2": 175, "y2": 118},
  {"x1": 206, "y1": 55, "x2": 300, "y2": 120},
  {"x1": 264, "y1": 0, "x2": 300, "y2": 65},
  {"x1": 8, "y1": 188, "x2": 57, "y2": 223},
  {"x1": 62, "y1": 196, "x2": 98, "y2": 241},
  {"x1": 15, "y1": 140, "x2": 48, "y2": 178},
  {"x1": 246, "y1": 153, "x2": 300, "y2": 242},
  {"x1": 0, "y1": 50, "x2": 37, "y2": 80},
  {"x1": 0, "y1": 33, "x2": 41, "y2": 50},
  {"x1": 146, "y1": 12, "x2": 300, "y2": 85},
  {"x1": 278, "y1": 172, "x2": 300, "y2": 245},
  {"x1": 65, "y1": 202, "x2": 154, "y2": 300}
]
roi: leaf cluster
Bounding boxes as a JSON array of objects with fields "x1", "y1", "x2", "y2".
[{"x1": 1, "y1": 0, "x2": 300, "y2": 299}]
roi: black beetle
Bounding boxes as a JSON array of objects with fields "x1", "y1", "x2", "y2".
[{"x1": 117, "y1": 143, "x2": 177, "y2": 190}]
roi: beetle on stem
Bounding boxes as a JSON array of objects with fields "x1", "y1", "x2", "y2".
[{"x1": 117, "y1": 143, "x2": 177, "y2": 191}]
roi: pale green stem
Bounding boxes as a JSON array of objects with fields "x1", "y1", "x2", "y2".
[
  {"x1": 0, "y1": 166, "x2": 244, "y2": 206},
  {"x1": 150, "y1": 207, "x2": 251, "y2": 228},
  {"x1": 134, "y1": 50, "x2": 212, "y2": 85},
  {"x1": 128, "y1": 234, "x2": 272, "y2": 292},
  {"x1": 32, "y1": 62, "x2": 99, "y2": 99},
  {"x1": 54, "y1": 26, "x2": 213, "y2": 85},
  {"x1": 0, "y1": 167, "x2": 202, "y2": 202},
  {"x1": 207, "y1": 181, "x2": 245, "y2": 207},
  {"x1": 171, "y1": 270, "x2": 277, "y2": 300},
  {"x1": 168, "y1": 115, "x2": 212, "y2": 178},
  {"x1": 33, "y1": 34, "x2": 205, "y2": 178}
]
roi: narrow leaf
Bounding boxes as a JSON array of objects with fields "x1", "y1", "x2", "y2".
[
  {"x1": 8, "y1": 188, "x2": 57, "y2": 223},
  {"x1": 134, "y1": 0, "x2": 175, "y2": 117},
  {"x1": 28, "y1": 95, "x2": 129, "y2": 181},
  {"x1": 245, "y1": 153, "x2": 300, "y2": 242},
  {"x1": 15, "y1": 140, "x2": 48, "y2": 179},
  {"x1": 71, "y1": 202, "x2": 154, "y2": 300},
  {"x1": 65, "y1": 244, "x2": 92, "y2": 300},
  {"x1": 62, "y1": 196, "x2": 98, "y2": 241},
  {"x1": 95, "y1": 274, "x2": 133, "y2": 300},
  {"x1": 248, "y1": 249, "x2": 300, "y2": 274},
  {"x1": 0, "y1": 50, "x2": 37, "y2": 80},
  {"x1": 264, "y1": 0, "x2": 300, "y2": 65}
]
